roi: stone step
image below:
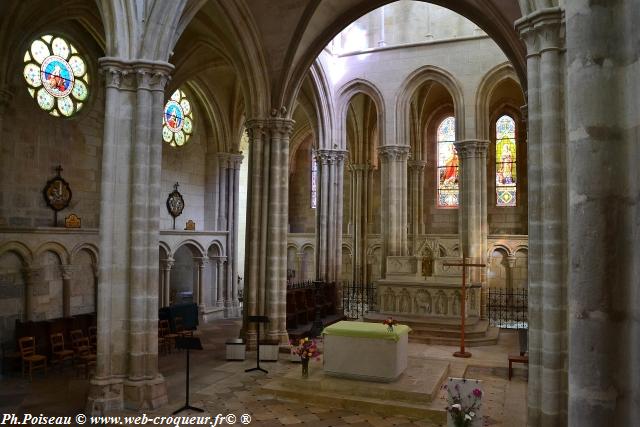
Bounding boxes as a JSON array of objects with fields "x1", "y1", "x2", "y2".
[
  {"x1": 262, "y1": 382, "x2": 446, "y2": 423},
  {"x1": 364, "y1": 312, "x2": 483, "y2": 329},
  {"x1": 410, "y1": 320, "x2": 491, "y2": 338},
  {"x1": 409, "y1": 326, "x2": 500, "y2": 347}
]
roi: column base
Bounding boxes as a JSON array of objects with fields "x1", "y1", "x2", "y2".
[
  {"x1": 86, "y1": 376, "x2": 126, "y2": 415},
  {"x1": 224, "y1": 300, "x2": 241, "y2": 318},
  {"x1": 123, "y1": 375, "x2": 168, "y2": 411}
]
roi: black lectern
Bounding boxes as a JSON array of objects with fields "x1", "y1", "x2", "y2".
[
  {"x1": 173, "y1": 336, "x2": 204, "y2": 414},
  {"x1": 245, "y1": 315, "x2": 269, "y2": 374}
]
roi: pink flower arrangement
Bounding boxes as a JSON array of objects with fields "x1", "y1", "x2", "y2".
[
  {"x1": 290, "y1": 337, "x2": 321, "y2": 361},
  {"x1": 442, "y1": 380, "x2": 483, "y2": 427}
]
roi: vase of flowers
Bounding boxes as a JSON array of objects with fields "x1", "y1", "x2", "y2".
[
  {"x1": 443, "y1": 380, "x2": 483, "y2": 427},
  {"x1": 383, "y1": 317, "x2": 397, "y2": 332},
  {"x1": 290, "y1": 337, "x2": 320, "y2": 379}
]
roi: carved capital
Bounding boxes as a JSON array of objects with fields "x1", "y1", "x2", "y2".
[
  {"x1": 378, "y1": 145, "x2": 410, "y2": 161},
  {"x1": 515, "y1": 7, "x2": 565, "y2": 55},
  {"x1": 194, "y1": 256, "x2": 209, "y2": 267},
  {"x1": 408, "y1": 160, "x2": 426, "y2": 171},
  {"x1": 506, "y1": 255, "x2": 517, "y2": 269},
  {"x1": 99, "y1": 57, "x2": 173, "y2": 91},
  {"x1": 162, "y1": 258, "x2": 175, "y2": 271},
  {"x1": 453, "y1": 140, "x2": 489, "y2": 159},
  {"x1": 60, "y1": 264, "x2": 75, "y2": 280}
]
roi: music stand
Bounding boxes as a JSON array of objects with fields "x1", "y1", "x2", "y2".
[
  {"x1": 173, "y1": 336, "x2": 204, "y2": 414},
  {"x1": 245, "y1": 315, "x2": 269, "y2": 374}
]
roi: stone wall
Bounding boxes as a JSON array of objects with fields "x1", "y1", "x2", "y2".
[
  {"x1": 288, "y1": 135, "x2": 316, "y2": 233},
  {"x1": 160, "y1": 102, "x2": 207, "y2": 231}
]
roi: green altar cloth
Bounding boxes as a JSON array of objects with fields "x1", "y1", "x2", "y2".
[{"x1": 322, "y1": 321, "x2": 412, "y2": 342}]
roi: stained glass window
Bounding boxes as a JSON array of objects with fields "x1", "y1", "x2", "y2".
[
  {"x1": 23, "y1": 35, "x2": 89, "y2": 117},
  {"x1": 163, "y1": 89, "x2": 194, "y2": 147},
  {"x1": 311, "y1": 150, "x2": 318, "y2": 209},
  {"x1": 437, "y1": 116, "x2": 458, "y2": 207},
  {"x1": 496, "y1": 115, "x2": 517, "y2": 206}
]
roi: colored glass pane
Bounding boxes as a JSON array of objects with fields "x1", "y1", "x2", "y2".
[
  {"x1": 437, "y1": 116, "x2": 458, "y2": 207},
  {"x1": 163, "y1": 89, "x2": 194, "y2": 147},
  {"x1": 311, "y1": 151, "x2": 318, "y2": 209},
  {"x1": 496, "y1": 115, "x2": 517, "y2": 207},
  {"x1": 23, "y1": 34, "x2": 89, "y2": 117}
]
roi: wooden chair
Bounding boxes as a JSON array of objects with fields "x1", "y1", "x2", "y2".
[
  {"x1": 159, "y1": 320, "x2": 178, "y2": 352},
  {"x1": 74, "y1": 340, "x2": 96, "y2": 379},
  {"x1": 174, "y1": 317, "x2": 193, "y2": 338},
  {"x1": 88, "y1": 326, "x2": 97, "y2": 353},
  {"x1": 18, "y1": 336, "x2": 47, "y2": 381},
  {"x1": 158, "y1": 321, "x2": 171, "y2": 355},
  {"x1": 50, "y1": 333, "x2": 74, "y2": 370}
]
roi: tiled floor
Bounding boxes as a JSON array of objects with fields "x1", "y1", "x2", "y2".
[{"x1": 0, "y1": 319, "x2": 528, "y2": 426}]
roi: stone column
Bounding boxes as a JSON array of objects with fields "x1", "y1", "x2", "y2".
[
  {"x1": 216, "y1": 258, "x2": 226, "y2": 306},
  {"x1": 333, "y1": 152, "x2": 346, "y2": 284},
  {"x1": 161, "y1": 258, "x2": 174, "y2": 307},
  {"x1": 315, "y1": 150, "x2": 344, "y2": 283},
  {"x1": 379, "y1": 146, "x2": 409, "y2": 267},
  {"x1": 60, "y1": 265, "x2": 74, "y2": 317},
  {"x1": 408, "y1": 160, "x2": 426, "y2": 254},
  {"x1": 516, "y1": 8, "x2": 567, "y2": 425},
  {"x1": 242, "y1": 118, "x2": 293, "y2": 348},
  {"x1": 194, "y1": 257, "x2": 208, "y2": 310},
  {"x1": 505, "y1": 255, "x2": 517, "y2": 290},
  {"x1": 295, "y1": 252, "x2": 304, "y2": 281},
  {"x1": 217, "y1": 153, "x2": 229, "y2": 231},
  {"x1": 228, "y1": 153, "x2": 243, "y2": 317},
  {"x1": 87, "y1": 59, "x2": 171, "y2": 413},
  {"x1": 22, "y1": 268, "x2": 36, "y2": 321},
  {"x1": 348, "y1": 163, "x2": 369, "y2": 284},
  {"x1": 564, "y1": 2, "x2": 639, "y2": 425}
]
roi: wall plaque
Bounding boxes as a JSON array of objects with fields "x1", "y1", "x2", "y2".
[
  {"x1": 43, "y1": 165, "x2": 72, "y2": 226},
  {"x1": 166, "y1": 182, "x2": 185, "y2": 230},
  {"x1": 64, "y1": 213, "x2": 81, "y2": 228},
  {"x1": 185, "y1": 220, "x2": 195, "y2": 231}
]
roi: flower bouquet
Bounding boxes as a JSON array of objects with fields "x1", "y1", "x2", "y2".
[
  {"x1": 290, "y1": 337, "x2": 321, "y2": 378},
  {"x1": 383, "y1": 317, "x2": 397, "y2": 332},
  {"x1": 443, "y1": 380, "x2": 483, "y2": 427}
]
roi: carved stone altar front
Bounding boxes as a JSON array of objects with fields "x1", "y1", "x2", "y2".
[{"x1": 376, "y1": 256, "x2": 481, "y2": 319}]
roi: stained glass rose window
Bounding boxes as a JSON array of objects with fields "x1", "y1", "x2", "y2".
[
  {"x1": 163, "y1": 89, "x2": 193, "y2": 147},
  {"x1": 23, "y1": 35, "x2": 89, "y2": 117}
]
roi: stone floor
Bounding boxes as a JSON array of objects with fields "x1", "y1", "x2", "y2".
[{"x1": 0, "y1": 319, "x2": 527, "y2": 426}]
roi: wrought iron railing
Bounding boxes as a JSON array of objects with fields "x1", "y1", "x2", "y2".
[
  {"x1": 341, "y1": 282, "x2": 377, "y2": 320},
  {"x1": 487, "y1": 287, "x2": 528, "y2": 329},
  {"x1": 287, "y1": 280, "x2": 315, "y2": 290}
]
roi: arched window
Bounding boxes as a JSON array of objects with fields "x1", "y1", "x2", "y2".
[
  {"x1": 495, "y1": 115, "x2": 517, "y2": 206},
  {"x1": 23, "y1": 35, "x2": 89, "y2": 117},
  {"x1": 310, "y1": 150, "x2": 318, "y2": 209},
  {"x1": 163, "y1": 89, "x2": 194, "y2": 147},
  {"x1": 437, "y1": 116, "x2": 458, "y2": 207}
]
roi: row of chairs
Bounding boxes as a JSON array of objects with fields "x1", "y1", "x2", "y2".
[
  {"x1": 158, "y1": 317, "x2": 193, "y2": 355},
  {"x1": 286, "y1": 283, "x2": 338, "y2": 329},
  {"x1": 18, "y1": 328, "x2": 96, "y2": 381}
]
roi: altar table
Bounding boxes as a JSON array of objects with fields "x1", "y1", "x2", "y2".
[{"x1": 322, "y1": 321, "x2": 411, "y2": 382}]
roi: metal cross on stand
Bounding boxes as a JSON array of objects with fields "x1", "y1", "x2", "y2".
[
  {"x1": 443, "y1": 255, "x2": 486, "y2": 358},
  {"x1": 55, "y1": 165, "x2": 63, "y2": 176}
]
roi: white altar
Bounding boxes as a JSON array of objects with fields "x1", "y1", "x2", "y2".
[
  {"x1": 322, "y1": 321, "x2": 411, "y2": 382},
  {"x1": 376, "y1": 255, "x2": 481, "y2": 320}
]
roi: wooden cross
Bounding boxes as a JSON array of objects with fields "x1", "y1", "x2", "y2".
[{"x1": 443, "y1": 256, "x2": 486, "y2": 358}]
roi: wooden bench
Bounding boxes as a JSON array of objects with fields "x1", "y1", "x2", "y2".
[{"x1": 508, "y1": 353, "x2": 528, "y2": 380}]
